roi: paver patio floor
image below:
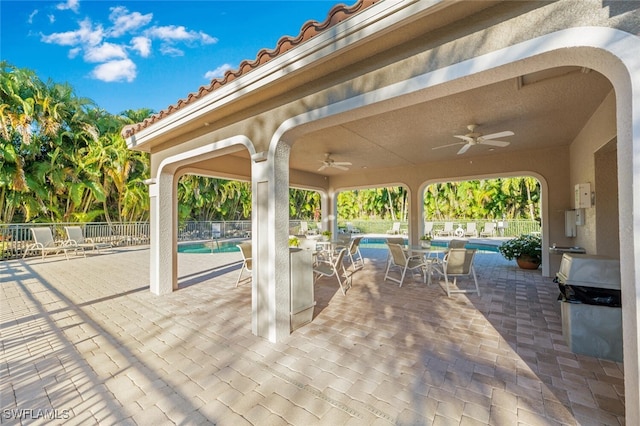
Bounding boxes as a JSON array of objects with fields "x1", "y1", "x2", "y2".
[{"x1": 0, "y1": 245, "x2": 625, "y2": 425}]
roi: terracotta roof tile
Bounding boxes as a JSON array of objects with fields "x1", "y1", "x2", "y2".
[{"x1": 122, "y1": 0, "x2": 378, "y2": 139}]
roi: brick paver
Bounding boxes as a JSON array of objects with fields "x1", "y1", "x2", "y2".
[{"x1": 0, "y1": 244, "x2": 625, "y2": 425}]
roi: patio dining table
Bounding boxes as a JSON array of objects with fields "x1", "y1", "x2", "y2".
[{"x1": 408, "y1": 245, "x2": 447, "y2": 286}]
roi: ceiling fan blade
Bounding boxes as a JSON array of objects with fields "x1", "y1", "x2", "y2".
[
  {"x1": 453, "y1": 135, "x2": 475, "y2": 143},
  {"x1": 481, "y1": 140, "x2": 510, "y2": 147},
  {"x1": 432, "y1": 142, "x2": 464, "y2": 150},
  {"x1": 333, "y1": 161, "x2": 352, "y2": 166},
  {"x1": 318, "y1": 165, "x2": 328, "y2": 171},
  {"x1": 333, "y1": 165, "x2": 349, "y2": 171},
  {"x1": 457, "y1": 144, "x2": 471, "y2": 155},
  {"x1": 480, "y1": 131, "x2": 514, "y2": 140}
]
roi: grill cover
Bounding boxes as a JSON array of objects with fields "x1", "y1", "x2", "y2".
[{"x1": 556, "y1": 253, "x2": 620, "y2": 290}]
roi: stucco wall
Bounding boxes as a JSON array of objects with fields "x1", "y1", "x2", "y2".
[{"x1": 569, "y1": 91, "x2": 618, "y2": 255}]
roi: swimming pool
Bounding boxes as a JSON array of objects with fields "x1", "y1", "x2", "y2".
[
  {"x1": 360, "y1": 237, "x2": 500, "y2": 253},
  {"x1": 177, "y1": 240, "x2": 242, "y2": 254}
]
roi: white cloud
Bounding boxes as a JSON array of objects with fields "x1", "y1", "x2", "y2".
[
  {"x1": 204, "y1": 64, "x2": 232, "y2": 80},
  {"x1": 41, "y1": 18, "x2": 103, "y2": 47},
  {"x1": 84, "y1": 42, "x2": 128, "y2": 63},
  {"x1": 68, "y1": 47, "x2": 81, "y2": 59},
  {"x1": 56, "y1": 0, "x2": 79, "y2": 13},
  {"x1": 108, "y1": 6, "x2": 152, "y2": 38},
  {"x1": 146, "y1": 25, "x2": 193, "y2": 42},
  {"x1": 28, "y1": 9, "x2": 38, "y2": 24},
  {"x1": 159, "y1": 45, "x2": 184, "y2": 57},
  {"x1": 199, "y1": 32, "x2": 218, "y2": 45},
  {"x1": 131, "y1": 36, "x2": 151, "y2": 58},
  {"x1": 48, "y1": 14, "x2": 56, "y2": 24},
  {"x1": 91, "y1": 59, "x2": 136, "y2": 82},
  {"x1": 145, "y1": 26, "x2": 217, "y2": 45}
]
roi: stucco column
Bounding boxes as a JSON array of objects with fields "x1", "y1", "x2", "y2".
[
  {"x1": 251, "y1": 144, "x2": 291, "y2": 342},
  {"x1": 148, "y1": 172, "x2": 178, "y2": 295},
  {"x1": 406, "y1": 184, "x2": 419, "y2": 246},
  {"x1": 326, "y1": 189, "x2": 339, "y2": 236}
]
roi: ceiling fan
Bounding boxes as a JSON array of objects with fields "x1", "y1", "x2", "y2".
[
  {"x1": 432, "y1": 124, "x2": 514, "y2": 155},
  {"x1": 318, "y1": 153, "x2": 352, "y2": 171}
]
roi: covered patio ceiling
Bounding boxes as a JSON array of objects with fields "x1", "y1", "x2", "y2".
[{"x1": 215, "y1": 66, "x2": 612, "y2": 179}]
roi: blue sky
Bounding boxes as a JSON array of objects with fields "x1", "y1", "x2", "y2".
[{"x1": 1, "y1": 0, "x2": 340, "y2": 114}]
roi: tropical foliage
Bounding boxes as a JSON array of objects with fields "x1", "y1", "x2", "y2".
[
  {"x1": 1, "y1": 62, "x2": 541, "y2": 225},
  {"x1": 0, "y1": 61, "x2": 149, "y2": 224}
]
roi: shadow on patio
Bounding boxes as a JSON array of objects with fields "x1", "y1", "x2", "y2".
[{"x1": 0, "y1": 246, "x2": 624, "y2": 425}]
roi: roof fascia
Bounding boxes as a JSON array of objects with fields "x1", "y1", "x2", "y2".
[{"x1": 126, "y1": 0, "x2": 451, "y2": 150}]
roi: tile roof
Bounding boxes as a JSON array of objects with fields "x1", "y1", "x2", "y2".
[{"x1": 122, "y1": 0, "x2": 379, "y2": 139}]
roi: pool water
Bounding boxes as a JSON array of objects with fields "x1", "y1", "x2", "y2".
[
  {"x1": 360, "y1": 237, "x2": 499, "y2": 253},
  {"x1": 178, "y1": 238, "x2": 500, "y2": 253},
  {"x1": 178, "y1": 241, "x2": 241, "y2": 254}
]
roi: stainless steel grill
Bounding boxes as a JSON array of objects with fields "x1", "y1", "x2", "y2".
[{"x1": 556, "y1": 254, "x2": 622, "y2": 362}]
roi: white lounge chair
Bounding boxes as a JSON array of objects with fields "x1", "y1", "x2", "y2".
[
  {"x1": 464, "y1": 222, "x2": 478, "y2": 237},
  {"x1": 480, "y1": 222, "x2": 496, "y2": 237},
  {"x1": 23, "y1": 227, "x2": 71, "y2": 260},
  {"x1": 64, "y1": 226, "x2": 112, "y2": 254},
  {"x1": 387, "y1": 222, "x2": 402, "y2": 234},
  {"x1": 346, "y1": 222, "x2": 361, "y2": 234},
  {"x1": 424, "y1": 221, "x2": 434, "y2": 236},
  {"x1": 437, "y1": 222, "x2": 454, "y2": 237}
]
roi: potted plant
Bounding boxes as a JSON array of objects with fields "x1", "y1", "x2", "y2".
[
  {"x1": 289, "y1": 236, "x2": 300, "y2": 248},
  {"x1": 420, "y1": 233, "x2": 433, "y2": 248},
  {"x1": 320, "y1": 230, "x2": 332, "y2": 241},
  {"x1": 498, "y1": 234, "x2": 542, "y2": 269}
]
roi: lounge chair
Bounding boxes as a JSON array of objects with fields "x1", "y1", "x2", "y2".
[
  {"x1": 424, "y1": 221, "x2": 434, "y2": 236},
  {"x1": 346, "y1": 222, "x2": 362, "y2": 234},
  {"x1": 64, "y1": 226, "x2": 112, "y2": 254},
  {"x1": 387, "y1": 222, "x2": 402, "y2": 234},
  {"x1": 437, "y1": 222, "x2": 454, "y2": 237},
  {"x1": 479, "y1": 222, "x2": 496, "y2": 237},
  {"x1": 465, "y1": 222, "x2": 478, "y2": 237},
  {"x1": 22, "y1": 227, "x2": 71, "y2": 260},
  {"x1": 235, "y1": 242, "x2": 252, "y2": 287}
]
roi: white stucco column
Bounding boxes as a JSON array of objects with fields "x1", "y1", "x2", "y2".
[
  {"x1": 148, "y1": 172, "x2": 177, "y2": 295},
  {"x1": 251, "y1": 144, "x2": 291, "y2": 342},
  {"x1": 326, "y1": 189, "x2": 339, "y2": 236}
]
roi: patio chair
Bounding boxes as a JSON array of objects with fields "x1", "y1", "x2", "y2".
[
  {"x1": 437, "y1": 222, "x2": 454, "y2": 237},
  {"x1": 64, "y1": 226, "x2": 112, "y2": 254},
  {"x1": 479, "y1": 222, "x2": 496, "y2": 237},
  {"x1": 22, "y1": 227, "x2": 71, "y2": 260},
  {"x1": 384, "y1": 243, "x2": 428, "y2": 287},
  {"x1": 385, "y1": 237, "x2": 406, "y2": 267},
  {"x1": 448, "y1": 239, "x2": 467, "y2": 249},
  {"x1": 386, "y1": 222, "x2": 402, "y2": 234},
  {"x1": 235, "y1": 242, "x2": 252, "y2": 287},
  {"x1": 465, "y1": 222, "x2": 478, "y2": 237},
  {"x1": 345, "y1": 236, "x2": 364, "y2": 271},
  {"x1": 313, "y1": 248, "x2": 351, "y2": 295},
  {"x1": 440, "y1": 248, "x2": 480, "y2": 297}
]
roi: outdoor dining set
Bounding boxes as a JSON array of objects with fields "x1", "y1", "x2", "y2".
[{"x1": 236, "y1": 230, "x2": 480, "y2": 299}]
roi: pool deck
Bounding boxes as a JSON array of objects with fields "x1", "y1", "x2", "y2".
[{"x1": 0, "y1": 245, "x2": 624, "y2": 425}]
